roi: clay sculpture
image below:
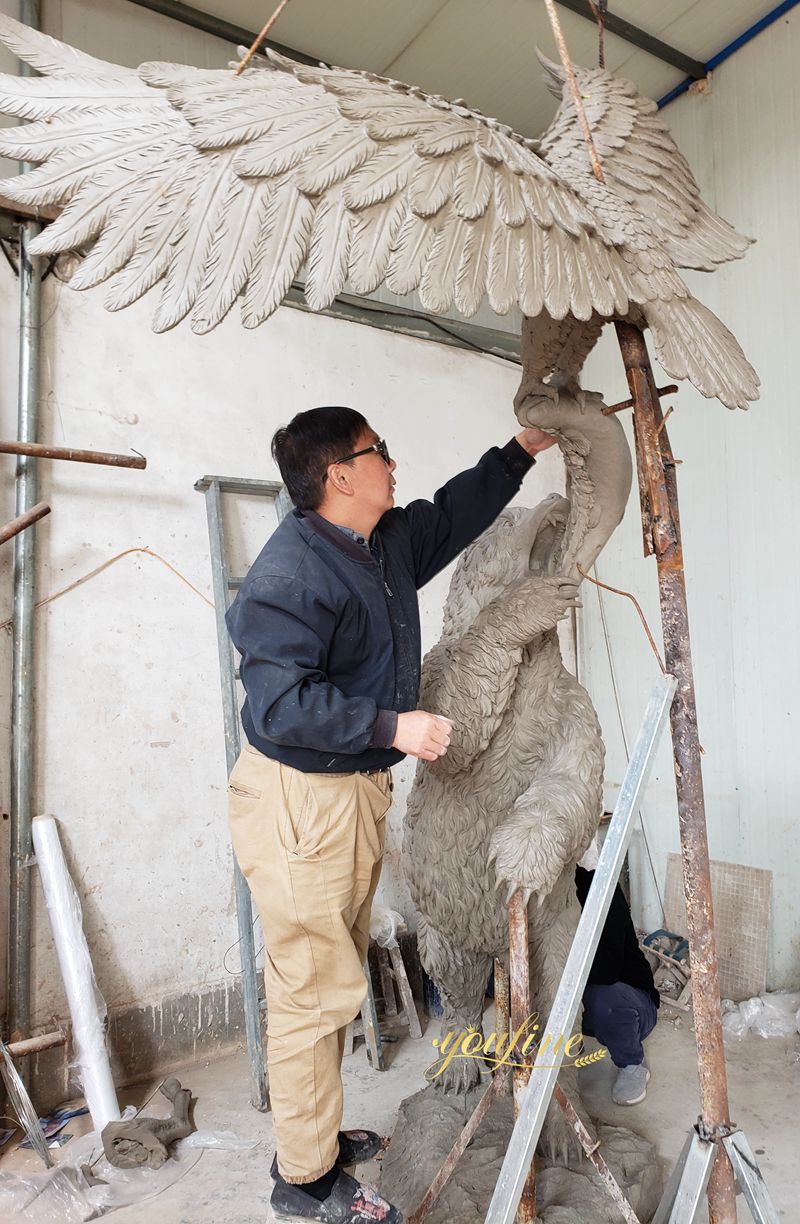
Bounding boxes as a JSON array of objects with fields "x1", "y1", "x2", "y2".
[
  {"x1": 403, "y1": 378, "x2": 631, "y2": 1161},
  {"x1": 101, "y1": 1076, "x2": 193, "y2": 1169},
  {"x1": 0, "y1": 16, "x2": 757, "y2": 415}
]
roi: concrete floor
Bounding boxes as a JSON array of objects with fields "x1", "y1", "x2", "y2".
[{"x1": 3, "y1": 1010, "x2": 798, "y2": 1222}]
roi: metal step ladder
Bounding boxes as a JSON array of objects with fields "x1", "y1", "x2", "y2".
[{"x1": 195, "y1": 474, "x2": 291, "y2": 1111}]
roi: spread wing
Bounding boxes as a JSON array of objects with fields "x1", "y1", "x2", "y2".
[
  {"x1": 0, "y1": 13, "x2": 663, "y2": 331},
  {"x1": 0, "y1": 14, "x2": 628, "y2": 331},
  {"x1": 537, "y1": 51, "x2": 752, "y2": 272},
  {"x1": 0, "y1": 16, "x2": 758, "y2": 408}
]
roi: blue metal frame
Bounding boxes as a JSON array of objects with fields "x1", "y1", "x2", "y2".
[{"x1": 658, "y1": 0, "x2": 800, "y2": 108}]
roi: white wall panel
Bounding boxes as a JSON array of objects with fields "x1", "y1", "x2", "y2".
[
  {"x1": 0, "y1": 268, "x2": 566, "y2": 1025},
  {"x1": 580, "y1": 8, "x2": 800, "y2": 989}
]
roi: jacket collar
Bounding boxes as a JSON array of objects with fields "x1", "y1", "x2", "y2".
[{"x1": 297, "y1": 509, "x2": 375, "y2": 565}]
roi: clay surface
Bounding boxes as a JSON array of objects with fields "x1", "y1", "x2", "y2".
[
  {"x1": 101, "y1": 1076, "x2": 193, "y2": 1169},
  {"x1": 403, "y1": 387, "x2": 632, "y2": 1163},
  {"x1": 380, "y1": 1083, "x2": 662, "y2": 1223}
]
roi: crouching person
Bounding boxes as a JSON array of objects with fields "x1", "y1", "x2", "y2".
[{"x1": 576, "y1": 865, "x2": 660, "y2": 1105}]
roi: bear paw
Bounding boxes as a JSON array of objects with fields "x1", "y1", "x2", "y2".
[{"x1": 488, "y1": 817, "x2": 573, "y2": 906}]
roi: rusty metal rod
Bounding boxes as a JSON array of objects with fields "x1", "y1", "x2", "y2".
[
  {"x1": 0, "y1": 191, "x2": 59, "y2": 223},
  {"x1": 6, "y1": 1029, "x2": 66, "y2": 1058},
  {"x1": 0, "y1": 501, "x2": 50, "y2": 546},
  {"x1": 614, "y1": 321, "x2": 737, "y2": 1224},
  {"x1": 494, "y1": 958, "x2": 511, "y2": 1097},
  {"x1": 408, "y1": 1075, "x2": 501, "y2": 1224},
  {"x1": 602, "y1": 384, "x2": 678, "y2": 416},
  {"x1": 508, "y1": 892, "x2": 536, "y2": 1224},
  {"x1": 0, "y1": 440, "x2": 147, "y2": 469},
  {"x1": 552, "y1": 1083, "x2": 641, "y2": 1224}
]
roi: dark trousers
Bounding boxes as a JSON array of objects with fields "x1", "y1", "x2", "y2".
[{"x1": 582, "y1": 982, "x2": 658, "y2": 1068}]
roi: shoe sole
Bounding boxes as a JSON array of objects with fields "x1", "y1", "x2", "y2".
[{"x1": 613, "y1": 1068, "x2": 650, "y2": 1106}]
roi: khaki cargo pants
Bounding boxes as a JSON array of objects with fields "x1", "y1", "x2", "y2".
[{"x1": 227, "y1": 746, "x2": 393, "y2": 1184}]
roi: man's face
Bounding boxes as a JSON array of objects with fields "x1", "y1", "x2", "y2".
[{"x1": 337, "y1": 428, "x2": 397, "y2": 518}]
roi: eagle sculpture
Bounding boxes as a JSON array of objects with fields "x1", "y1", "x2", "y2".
[{"x1": 0, "y1": 14, "x2": 758, "y2": 413}]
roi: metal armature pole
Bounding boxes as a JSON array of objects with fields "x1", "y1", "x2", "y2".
[
  {"x1": 615, "y1": 321, "x2": 737, "y2": 1224},
  {"x1": 8, "y1": 0, "x2": 43, "y2": 1058},
  {"x1": 494, "y1": 958, "x2": 511, "y2": 1098},
  {"x1": 508, "y1": 894, "x2": 536, "y2": 1224}
]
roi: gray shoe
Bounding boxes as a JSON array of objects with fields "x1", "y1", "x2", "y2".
[{"x1": 612, "y1": 1060, "x2": 650, "y2": 1105}]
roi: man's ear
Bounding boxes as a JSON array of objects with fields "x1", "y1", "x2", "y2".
[{"x1": 327, "y1": 463, "x2": 354, "y2": 497}]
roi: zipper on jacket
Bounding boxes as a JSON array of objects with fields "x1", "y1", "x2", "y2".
[{"x1": 373, "y1": 535, "x2": 394, "y2": 597}]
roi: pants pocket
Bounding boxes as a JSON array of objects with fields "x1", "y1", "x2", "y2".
[
  {"x1": 281, "y1": 768, "x2": 329, "y2": 859},
  {"x1": 229, "y1": 781, "x2": 261, "y2": 800}
]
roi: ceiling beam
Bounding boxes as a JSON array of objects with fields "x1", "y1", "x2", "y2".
[
  {"x1": 555, "y1": 0, "x2": 707, "y2": 79},
  {"x1": 124, "y1": 0, "x2": 321, "y2": 66}
]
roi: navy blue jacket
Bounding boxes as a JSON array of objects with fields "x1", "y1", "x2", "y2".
[{"x1": 225, "y1": 439, "x2": 534, "y2": 773}]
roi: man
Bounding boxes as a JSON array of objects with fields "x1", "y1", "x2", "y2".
[
  {"x1": 576, "y1": 865, "x2": 660, "y2": 1106},
  {"x1": 226, "y1": 405, "x2": 573, "y2": 1223}
]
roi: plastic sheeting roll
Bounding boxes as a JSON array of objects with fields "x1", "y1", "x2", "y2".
[{"x1": 31, "y1": 815, "x2": 120, "y2": 1131}]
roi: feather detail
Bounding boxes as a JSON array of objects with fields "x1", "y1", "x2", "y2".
[
  {"x1": 419, "y1": 211, "x2": 469, "y2": 314},
  {"x1": 192, "y1": 179, "x2": 271, "y2": 333},
  {"x1": 188, "y1": 105, "x2": 280, "y2": 150},
  {"x1": 385, "y1": 212, "x2": 436, "y2": 296},
  {"x1": 103, "y1": 158, "x2": 204, "y2": 312},
  {"x1": 455, "y1": 213, "x2": 493, "y2": 316},
  {"x1": 151, "y1": 150, "x2": 237, "y2": 332},
  {"x1": 66, "y1": 158, "x2": 188, "y2": 288},
  {"x1": 0, "y1": 107, "x2": 171, "y2": 163},
  {"x1": 242, "y1": 185, "x2": 315, "y2": 326},
  {"x1": 349, "y1": 199, "x2": 406, "y2": 295},
  {"x1": 0, "y1": 72, "x2": 154, "y2": 121},
  {"x1": 453, "y1": 146, "x2": 493, "y2": 220},
  {"x1": 343, "y1": 143, "x2": 417, "y2": 210},
  {"x1": 494, "y1": 167, "x2": 527, "y2": 227},
  {"x1": 517, "y1": 222, "x2": 544, "y2": 318},
  {"x1": 0, "y1": 122, "x2": 177, "y2": 205},
  {"x1": 27, "y1": 148, "x2": 176, "y2": 257},
  {"x1": 542, "y1": 229, "x2": 571, "y2": 321},
  {"x1": 188, "y1": 99, "x2": 333, "y2": 150},
  {"x1": 304, "y1": 190, "x2": 352, "y2": 311},
  {"x1": 564, "y1": 233, "x2": 594, "y2": 321},
  {"x1": 414, "y1": 126, "x2": 474, "y2": 157},
  {"x1": 644, "y1": 295, "x2": 759, "y2": 409},
  {"x1": 574, "y1": 231, "x2": 616, "y2": 318},
  {"x1": 233, "y1": 112, "x2": 340, "y2": 177},
  {"x1": 520, "y1": 176, "x2": 554, "y2": 229},
  {"x1": 408, "y1": 155, "x2": 457, "y2": 218},
  {"x1": 487, "y1": 223, "x2": 518, "y2": 315},
  {"x1": 0, "y1": 12, "x2": 135, "y2": 80},
  {"x1": 295, "y1": 129, "x2": 379, "y2": 196}
]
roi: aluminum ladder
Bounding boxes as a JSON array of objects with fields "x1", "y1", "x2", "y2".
[{"x1": 195, "y1": 474, "x2": 291, "y2": 1111}]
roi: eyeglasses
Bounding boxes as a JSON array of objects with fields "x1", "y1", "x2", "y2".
[{"x1": 326, "y1": 438, "x2": 392, "y2": 475}]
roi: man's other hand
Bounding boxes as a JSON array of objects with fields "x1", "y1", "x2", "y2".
[
  {"x1": 515, "y1": 426, "x2": 558, "y2": 456},
  {"x1": 392, "y1": 711, "x2": 453, "y2": 761}
]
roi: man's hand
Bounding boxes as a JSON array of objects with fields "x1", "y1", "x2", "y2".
[
  {"x1": 515, "y1": 426, "x2": 558, "y2": 456},
  {"x1": 392, "y1": 711, "x2": 453, "y2": 762}
]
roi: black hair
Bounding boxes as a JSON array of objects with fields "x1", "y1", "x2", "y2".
[{"x1": 271, "y1": 405, "x2": 369, "y2": 510}]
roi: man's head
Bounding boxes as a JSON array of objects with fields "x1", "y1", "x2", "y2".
[{"x1": 272, "y1": 406, "x2": 396, "y2": 530}]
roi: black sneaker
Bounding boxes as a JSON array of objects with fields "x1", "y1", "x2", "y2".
[
  {"x1": 270, "y1": 1130, "x2": 384, "y2": 1179},
  {"x1": 270, "y1": 1167, "x2": 403, "y2": 1222}
]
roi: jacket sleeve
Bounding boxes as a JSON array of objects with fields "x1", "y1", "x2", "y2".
[
  {"x1": 400, "y1": 439, "x2": 535, "y2": 589},
  {"x1": 226, "y1": 575, "x2": 397, "y2": 753}
]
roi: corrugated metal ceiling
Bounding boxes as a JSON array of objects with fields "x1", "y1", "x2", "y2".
[{"x1": 181, "y1": 0, "x2": 781, "y2": 132}]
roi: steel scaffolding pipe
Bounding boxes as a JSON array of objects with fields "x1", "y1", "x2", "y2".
[{"x1": 8, "y1": 0, "x2": 43, "y2": 1062}]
